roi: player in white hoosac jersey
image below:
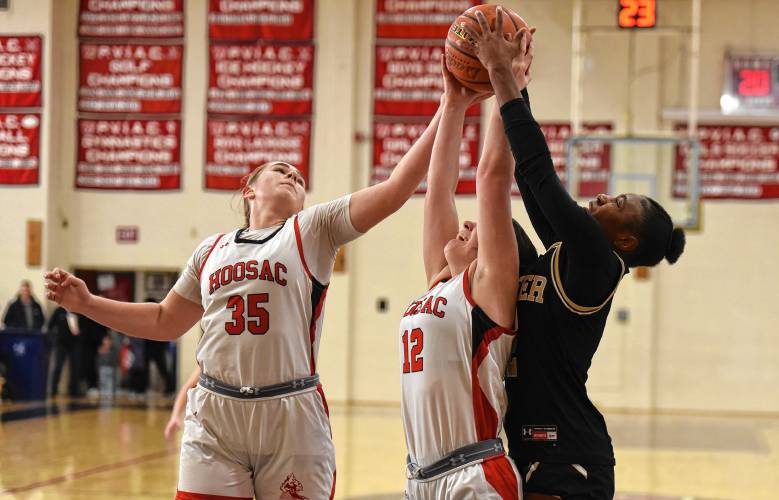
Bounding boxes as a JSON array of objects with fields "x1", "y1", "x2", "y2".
[
  {"x1": 401, "y1": 15, "x2": 533, "y2": 499},
  {"x1": 44, "y1": 105, "x2": 449, "y2": 498}
]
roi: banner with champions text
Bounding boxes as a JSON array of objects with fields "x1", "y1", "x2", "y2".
[
  {"x1": 206, "y1": 117, "x2": 311, "y2": 191},
  {"x1": 76, "y1": 119, "x2": 181, "y2": 190},
  {"x1": 375, "y1": 0, "x2": 481, "y2": 39},
  {"x1": 79, "y1": 43, "x2": 183, "y2": 114},
  {"x1": 374, "y1": 43, "x2": 479, "y2": 117},
  {"x1": 540, "y1": 122, "x2": 613, "y2": 198},
  {"x1": 0, "y1": 36, "x2": 43, "y2": 108},
  {"x1": 208, "y1": 43, "x2": 314, "y2": 116},
  {"x1": 208, "y1": 0, "x2": 315, "y2": 42},
  {"x1": 0, "y1": 113, "x2": 40, "y2": 185},
  {"x1": 673, "y1": 123, "x2": 779, "y2": 199},
  {"x1": 78, "y1": 0, "x2": 185, "y2": 39},
  {"x1": 372, "y1": 118, "x2": 480, "y2": 194}
]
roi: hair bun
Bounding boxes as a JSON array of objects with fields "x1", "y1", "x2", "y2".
[{"x1": 665, "y1": 227, "x2": 686, "y2": 264}]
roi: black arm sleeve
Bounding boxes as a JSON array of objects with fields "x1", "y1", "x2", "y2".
[
  {"x1": 513, "y1": 89, "x2": 558, "y2": 249},
  {"x1": 501, "y1": 98, "x2": 622, "y2": 306}
]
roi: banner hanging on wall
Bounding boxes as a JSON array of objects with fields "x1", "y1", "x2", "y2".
[
  {"x1": 205, "y1": 117, "x2": 311, "y2": 191},
  {"x1": 76, "y1": 119, "x2": 181, "y2": 190},
  {"x1": 208, "y1": 0, "x2": 315, "y2": 41},
  {"x1": 0, "y1": 36, "x2": 43, "y2": 108},
  {"x1": 375, "y1": 0, "x2": 481, "y2": 39},
  {"x1": 78, "y1": 0, "x2": 185, "y2": 38},
  {"x1": 79, "y1": 43, "x2": 183, "y2": 114},
  {"x1": 674, "y1": 123, "x2": 779, "y2": 199},
  {"x1": 208, "y1": 43, "x2": 314, "y2": 115},
  {"x1": 372, "y1": 118, "x2": 480, "y2": 194},
  {"x1": 540, "y1": 122, "x2": 613, "y2": 197},
  {"x1": 0, "y1": 113, "x2": 40, "y2": 185},
  {"x1": 374, "y1": 44, "x2": 479, "y2": 117}
]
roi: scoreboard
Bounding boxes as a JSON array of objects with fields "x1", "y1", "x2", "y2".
[{"x1": 721, "y1": 53, "x2": 779, "y2": 114}]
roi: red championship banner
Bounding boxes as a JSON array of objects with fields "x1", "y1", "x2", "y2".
[
  {"x1": 208, "y1": 0, "x2": 314, "y2": 42},
  {"x1": 673, "y1": 123, "x2": 779, "y2": 199},
  {"x1": 78, "y1": 0, "x2": 185, "y2": 38},
  {"x1": 79, "y1": 43, "x2": 183, "y2": 114},
  {"x1": 540, "y1": 122, "x2": 613, "y2": 197},
  {"x1": 0, "y1": 36, "x2": 42, "y2": 108},
  {"x1": 0, "y1": 113, "x2": 40, "y2": 185},
  {"x1": 372, "y1": 118, "x2": 480, "y2": 194},
  {"x1": 374, "y1": 44, "x2": 479, "y2": 117},
  {"x1": 208, "y1": 43, "x2": 314, "y2": 116},
  {"x1": 206, "y1": 117, "x2": 311, "y2": 190},
  {"x1": 375, "y1": 0, "x2": 480, "y2": 39},
  {"x1": 77, "y1": 119, "x2": 181, "y2": 190}
]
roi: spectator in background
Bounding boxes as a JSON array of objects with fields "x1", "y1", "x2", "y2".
[
  {"x1": 144, "y1": 298, "x2": 174, "y2": 395},
  {"x1": 79, "y1": 314, "x2": 108, "y2": 396},
  {"x1": 47, "y1": 306, "x2": 82, "y2": 397},
  {"x1": 2, "y1": 280, "x2": 45, "y2": 330}
]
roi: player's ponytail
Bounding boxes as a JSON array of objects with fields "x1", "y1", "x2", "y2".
[{"x1": 626, "y1": 196, "x2": 686, "y2": 267}]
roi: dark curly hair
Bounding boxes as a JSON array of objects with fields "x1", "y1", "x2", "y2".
[{"x1": 624, "y1": 197, "x2": 686, "y2": 267}]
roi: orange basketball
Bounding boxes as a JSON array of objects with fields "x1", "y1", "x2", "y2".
[{"x1": 445, "y1": 4, "x2": 528, "y2": 92}]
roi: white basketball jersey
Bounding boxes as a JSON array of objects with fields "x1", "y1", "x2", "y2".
[
  {"x1": 173, "y1": 196, "x2": 359, "y2": 388},
  {"x1": 399, "y1": 270, "x2": 516, "y2": 467}
]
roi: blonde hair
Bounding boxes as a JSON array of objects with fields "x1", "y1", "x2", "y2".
[{"x1": 239, "y1": 161, "x2": 298, "y2": 228}]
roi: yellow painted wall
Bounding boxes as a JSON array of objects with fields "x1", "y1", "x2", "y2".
[{"x1": 1, "y1": 0, "x2": 778, "y2": 413}]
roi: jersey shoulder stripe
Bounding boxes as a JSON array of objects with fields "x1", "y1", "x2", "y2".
[
  {"x1": 549, "y1": 241, "x2": 625, "y2": 315},
  {"x1": 198, "y1": 233, "x2": 225, "y2": 281}
]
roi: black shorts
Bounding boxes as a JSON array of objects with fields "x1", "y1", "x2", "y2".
[{"x1": 518, "y1": 461, "x2": 614, "y2": 500}]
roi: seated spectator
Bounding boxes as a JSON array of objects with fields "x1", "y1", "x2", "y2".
[{"x1": 3, "y1": 280, "x2": 45, "y2": 331}]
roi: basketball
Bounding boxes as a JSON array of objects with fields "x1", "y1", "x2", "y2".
[{"x1": 445, "y1": 4, "x2": 528, "y2": 92}]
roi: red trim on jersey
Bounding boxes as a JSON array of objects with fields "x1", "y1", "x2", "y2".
[
  {"x1": 471, "y1": 326, "x2": 510, "y2": 441},
  {"x1": 175, "y1": 491, "x2": 252, "y2": 500},
  {"x1": 315, "y1": 383, "x2": 337, "y2": 500},
  {"x1": 293, "y1": 216, "x2": 313, "y2": 280},
  {"x1": 309, "y1": 286, "x2": 328, "y2": 374},
  {"x1": 462, "y1": 266, "x2": 476, "y2": 307},
  {"x1": 481, "y1": 456, "x2": 520, "y2": 500},
  {"x1": 198, "y1": 234, "x2": 225, "y2": 281}
]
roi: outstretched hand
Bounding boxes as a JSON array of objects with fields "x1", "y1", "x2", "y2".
[
  {"x1": 459, "y1": 7, "x2": 534, "y2": 88},
  {"x1": 44, "y1": 268, "x2": 92, "y2": 314},
  {"x1": 440, "y1": 55, "x2": 492, "y2": 107}
]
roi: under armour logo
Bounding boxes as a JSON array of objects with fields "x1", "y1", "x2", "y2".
[
  {"x1": 12, "y1": 342, "x2": 26, "y2": 357},
  {"x1": 291, "y1": 379, "x2": 302, "y2": 389},
  {"x1": 240, "y1": 386, "x2": 256, "y2": 395},
  {"x1": 204, "y1": 378, "x2": 216, "y2": 388},
  {"x1": 448, "y1": 454, "x2": 466, "y2": 466}
]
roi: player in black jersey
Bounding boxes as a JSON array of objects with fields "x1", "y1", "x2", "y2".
[{"x1": 463, "y1": 12, "x2": 686, "y2": 499}]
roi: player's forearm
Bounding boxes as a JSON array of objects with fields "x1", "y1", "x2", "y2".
[
  {"x1": 487, "y1": 64, "x2": 521, "y2": 108},
  {"x1": 384, "y1": 106, "x2": 443, "y2": 205},
  {"x1": 80, "y1": 297, "x2": 176, "y2": 341},
  {"x1": 427, "y1": 102, "x2": 467, "y2": 196}
]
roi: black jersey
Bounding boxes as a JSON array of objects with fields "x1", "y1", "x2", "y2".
[
  {"x1": 505, "y1": 241, "x2": 624, "y2": 465},
  {"x1": 500, "y1": 95, "x2": 627, "y2": 466}
]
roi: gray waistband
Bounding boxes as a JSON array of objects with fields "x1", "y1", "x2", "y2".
[
  {"x1": 407, "y1": 438, "x2": 505, "y2": 480},
  {"x1": 198, "y1": 373, "x2": 319, "y2": 399}
]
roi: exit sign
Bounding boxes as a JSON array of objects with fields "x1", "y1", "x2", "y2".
[
  {"x1": 618, "y1": 0, "x2": 657, "y2": 29},
  {"x1": 116, "y1": 226, "x2": 139, "y2": 243}
]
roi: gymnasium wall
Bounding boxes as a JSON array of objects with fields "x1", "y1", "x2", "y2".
[{"x1": 1, "y1": 0, "x2": 777, "y2": 413}]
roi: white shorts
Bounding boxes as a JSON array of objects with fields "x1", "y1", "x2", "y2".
[
  {"x1": 405, "y1": 455, "x2": 522, "y2": 500},
  {"x1": 176, "y1": 384, "x2": 335, "y2": 499}
]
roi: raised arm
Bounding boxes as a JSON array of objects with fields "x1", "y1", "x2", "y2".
[
  {"x1": 464, "y1": 9, "x2": 529, "y2": 328},
  {"x1": 423, "y1": 60, "x2": 485, "y2": 285},
  {"x1": 44, "y1": 268, "x2": 202, "y2": 341},
  {"x1": 348, "y1": 105, "x2": 443, "y2": 234},
  {"x1": 514, "y1": 88, "x2": 559, "y2": 249}
]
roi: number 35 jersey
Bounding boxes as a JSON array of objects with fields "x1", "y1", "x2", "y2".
[
  {"x1": 399, "y1": 270, "x2": 516, "y2": 467},
  {"x1": 173, "y1": 195, "x2": 360, "y2": 388}
]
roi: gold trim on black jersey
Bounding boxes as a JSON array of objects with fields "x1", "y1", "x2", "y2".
[{"x1": 548, "y1": 242, "x2": 626, "y2": 316}]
